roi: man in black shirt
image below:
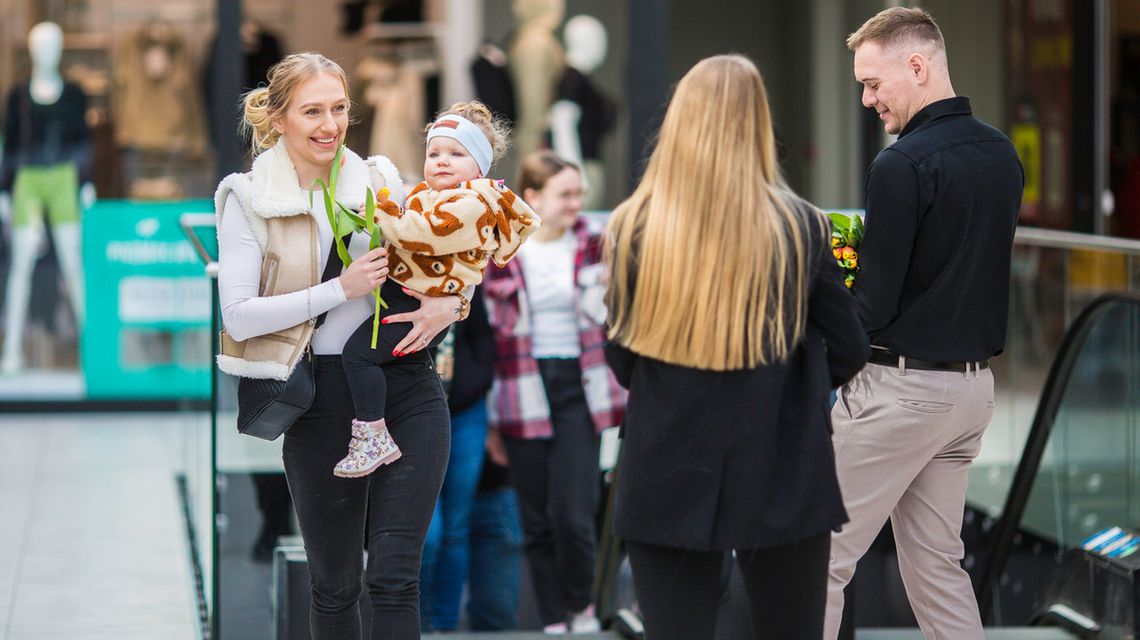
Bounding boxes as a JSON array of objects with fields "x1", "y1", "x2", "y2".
[{"x1": 824, "y1": 8, "x2": 1023, "y2": 640}]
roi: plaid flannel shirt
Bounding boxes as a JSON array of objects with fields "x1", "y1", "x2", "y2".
[{"x1": 483, "y1": 220, "x2": 627, "y2": 440}]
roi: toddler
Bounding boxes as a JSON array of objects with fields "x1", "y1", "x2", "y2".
[{"x1": 334, "y1": 101, "x2": 540, "y2": 478}]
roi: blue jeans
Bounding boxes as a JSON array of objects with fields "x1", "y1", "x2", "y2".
[
  {"x1": 467, "y1": 487, "x2": 523, "y2": 631},
  {"x1": 420, "y1": 399, "x2": 489, "y2": 630}
]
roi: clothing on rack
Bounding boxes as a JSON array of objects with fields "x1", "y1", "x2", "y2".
[
  {"x1": 358, "y1": 48, "x2": 440, "y2": 182},
  {"x1": 551, "y1": 67, "x2": 615, "y2": 161},
  {"x1": 242, "y1": 23, "x2": 283, "y2": 90},
  {"x1": 112, "y1": 21, "x2": 207, "y2": 156},
  {"x1": 471, "y1": 43, "x2": 516, "y2": 126}
]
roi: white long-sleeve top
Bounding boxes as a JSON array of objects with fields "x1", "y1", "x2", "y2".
[{"x1": 218, "y1": 192, "x2": 375, "y2": 355}]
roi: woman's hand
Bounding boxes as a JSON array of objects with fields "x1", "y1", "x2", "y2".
[
  {"x1": 383, "y1": 288, "x2": 462, "y2": 355},
  {"x1": 485, "y1": 428, "x2": 509, "y2": 467},
  {"x1": 338, "y1": 247, "x2": 388, "y2": 299}
]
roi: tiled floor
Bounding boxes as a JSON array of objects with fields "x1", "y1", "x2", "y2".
[
  {"x1": 0, "y1": 406, "x2": 1082, "y2": 640},
  {"x1": 0, "y1": 414, "x2": 198, "y2": 640}
]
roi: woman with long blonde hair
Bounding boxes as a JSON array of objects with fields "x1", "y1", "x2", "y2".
[{"x1": 604, "y1": 54, "x2": 869, "y2": 639}]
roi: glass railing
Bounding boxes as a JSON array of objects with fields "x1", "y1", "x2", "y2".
[
  {"x1": 180, "y1": 220, "x2": 1140, "y2": 636},
  {"x1": 977, "y1": 293, "x2": 1140, "y2": 627},
  {"x1": 967, "y1": 229, "x2": 1140, "y2": 518}
]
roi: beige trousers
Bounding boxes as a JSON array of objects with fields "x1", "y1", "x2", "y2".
[{"x1": 824, "y1": 361, "x2": 994, "y2": 640}]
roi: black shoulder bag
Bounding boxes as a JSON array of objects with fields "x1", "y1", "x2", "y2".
[{"x1": 236, "y1": 239, "x2": 344, "y2": 441}]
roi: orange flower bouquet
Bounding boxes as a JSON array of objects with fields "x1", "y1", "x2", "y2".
[{"x1": 828, "y1": 212, "x2": 864, "y2": 289}]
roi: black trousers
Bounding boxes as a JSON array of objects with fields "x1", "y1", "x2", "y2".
[
  {"x1": 626, "y1": 531, "x2": 831, "y2": 640},
  {"x1": 283, "y1": 353, "x2": 450, "y2": 640},
  {"x1": 342, "y1": 281, "x2": 449, "y2": 422},
  {"x1": 502, "y1": 357, "x2": 600, "y2": 626}
]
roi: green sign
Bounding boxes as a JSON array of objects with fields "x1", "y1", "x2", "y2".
[{"x1": 82, "y1": 199, "x2": 213, "y2": 399}]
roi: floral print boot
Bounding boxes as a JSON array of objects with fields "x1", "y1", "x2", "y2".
[{"x1": 333, "y1": 418, "x2": 402, "y2": 478}]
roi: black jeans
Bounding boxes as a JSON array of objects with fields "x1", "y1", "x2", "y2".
[
  {"x1": 283, "y1": 353, "x2": 450, "y2": 640},
  {"x1": 626, "y1": 531, "x2": 831, "y2": 640},
  {"x1": 502, "y1": 358, "x2": 600, "y2": 626},
  {"x1": 342, "y1": 281, "x2": 449, "y2": 422}
]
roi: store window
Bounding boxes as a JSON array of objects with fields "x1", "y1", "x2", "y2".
[{"x1": 0, "y1": 1, "x2": 217, "y2": 402}]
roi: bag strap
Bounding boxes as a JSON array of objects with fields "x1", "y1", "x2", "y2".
[{"x1": 313, "y1": 233, "x2": 351, "y2": 331}]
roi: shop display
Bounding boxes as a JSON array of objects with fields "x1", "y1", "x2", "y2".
[
  {"x1": 0, "y1": 21, "x2": 92, "y2": 375},
  {"x1": 508, "y1": 0, "x2": 565, "y2": 159},
  {"x1": 112, "y1": 19, "x2": 207, "y2": 157},
  {"x1": 549, "y1": 15, "x2": 616, "y2": 210},
  {"x1": 358, "y1": 37, "x2": 440, "y2": 183},
  {"x1": 470, "y1": 41, "x2": 515, "y2": 125}
]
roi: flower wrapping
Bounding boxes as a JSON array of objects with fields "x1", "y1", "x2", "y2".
[{"x1": 828, "y1": 212, "x2": 864, "y2": 288}]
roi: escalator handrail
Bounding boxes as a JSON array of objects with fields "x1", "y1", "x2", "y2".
[{"x1": 977, "y1": 292, "x2": 1140, "y2": 619}]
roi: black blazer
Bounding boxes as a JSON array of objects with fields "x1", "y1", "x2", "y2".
[{"x1": 604, "y1": 199, "x2": 869, "y2": 551}]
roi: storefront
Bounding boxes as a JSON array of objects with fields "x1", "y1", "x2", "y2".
[{"x1": 0, "y1": 0, "x2": 1136, "y2": 399}]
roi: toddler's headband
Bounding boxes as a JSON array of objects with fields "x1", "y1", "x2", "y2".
[{"x1": 426, "y1": 115, "x2": 494, "y2": 176}]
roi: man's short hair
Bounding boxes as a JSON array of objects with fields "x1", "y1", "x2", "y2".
[{"x1": 846, "y1": 7, "x2": 945, "y2": 54}]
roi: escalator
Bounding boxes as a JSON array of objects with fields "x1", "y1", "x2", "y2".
[{"x1": 974, "y1": 293, "x2": 1140, "y2": 638}]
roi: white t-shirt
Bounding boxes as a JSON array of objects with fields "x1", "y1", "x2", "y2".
[{"x1": 518, "y1": 230, "x2": 581, "y2": 359}]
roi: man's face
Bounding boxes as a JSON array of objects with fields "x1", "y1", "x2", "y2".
[{"x1": 853, "y1": 41, "x2": 920, "y2": 135}]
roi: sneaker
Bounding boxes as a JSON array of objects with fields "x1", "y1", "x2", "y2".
[
  {"x1": 542, "y1": 622, "x2": 569, "y2": 635},
  {"x1": 333, "y1": 419, "x2": 401, "y2": 478},
  {"x1": 569, "y1": 604, "x2": 601, "y2": 634}
]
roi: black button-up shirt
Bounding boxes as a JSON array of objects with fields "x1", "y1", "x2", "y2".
[{"x1": 854, "y1": 96, "x2": 1023, "y2": 362}]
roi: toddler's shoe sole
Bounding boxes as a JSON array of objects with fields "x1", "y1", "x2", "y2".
[{"x1": 332, "y1": 449, "x2": 402, "y2": 478}]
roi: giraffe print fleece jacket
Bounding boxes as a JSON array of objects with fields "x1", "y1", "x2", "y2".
[{"x1": 375, "y1": 178, "x2": 541, "y2": 296}]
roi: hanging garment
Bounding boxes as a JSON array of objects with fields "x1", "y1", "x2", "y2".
[
  {"x1": 112, "y1": 23, "x2": 207, "y2": 156},
  {"x1": 471, "y1": 43, "x2": 516, "y2": 126},
  {"x1": 362, "y1": 54, "x2": 438, "y2": 182}
]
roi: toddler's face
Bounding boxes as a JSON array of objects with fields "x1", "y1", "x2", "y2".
[{"x1": 424, "y1": 137, "x2": 483, "y2": 190}]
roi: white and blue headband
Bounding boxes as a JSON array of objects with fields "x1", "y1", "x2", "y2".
[{"x1": 426, "y1": 115, "x2": 494, "y2": 176}]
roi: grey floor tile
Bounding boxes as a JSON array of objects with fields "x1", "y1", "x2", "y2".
[
  {"x1": 0, "y1": 413, "x2": 199, "y2": 640},
  {"x1": 8, "y1": 630, "x2": 194, "y2": 640}
]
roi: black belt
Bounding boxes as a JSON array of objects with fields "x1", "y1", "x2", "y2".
[{"x1": 868, "y1": 348, "x2": 989, "y2": 373}]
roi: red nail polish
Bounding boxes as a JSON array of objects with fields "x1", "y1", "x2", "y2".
[
  {"x1": 381, "y1": 318, "x2": 389, "y2": 324},
  {"x1": 392, "y1": 349, "x2": 399, "y2": 356}
]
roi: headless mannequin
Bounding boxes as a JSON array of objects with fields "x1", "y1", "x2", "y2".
[
  {"x1": 0, "y1": 22, "x2": 93, "y2": 373},
  {"x1": 509, "y1": 0, "x2": 564, "y2": 160},
  {"x1": 549, "y1": 15, "x2": 613, "y2": 210}
]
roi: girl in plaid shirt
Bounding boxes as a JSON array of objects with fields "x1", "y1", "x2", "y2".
[{"x1": 483, "y1": 150, "x2": 626, "y2": 634}]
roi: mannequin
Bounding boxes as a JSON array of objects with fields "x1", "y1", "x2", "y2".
[
  {"x1": 508, "y1": 0, "x2": 565, "y2": 160},
  {"x1": 549, "y1": 15, "x2": 615, "y2": 210},
  {"x1": 0, "y1": 22, "x2": 93, "y2": 373}
]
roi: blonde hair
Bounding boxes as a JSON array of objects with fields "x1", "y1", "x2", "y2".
[
  {"x1": 846, "y1": 7, "x2": 945, "y2": 54},
  {"x1": 427, "y1": 101, "x2": 511, "y2": 164},
  {"x1": 606, "y1": 54, "x2": 821, "y2": 371},
  {"x1": 241, "y1": 52, "x2": 351, "y2": 155}
]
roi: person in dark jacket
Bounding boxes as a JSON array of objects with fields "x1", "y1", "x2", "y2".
[
  {"x1": 420, "y1": 288, "x2": 498, "y2": 631},
  {"x1": 603, "y1": 54, "x2": 869, "y2": 640}
]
